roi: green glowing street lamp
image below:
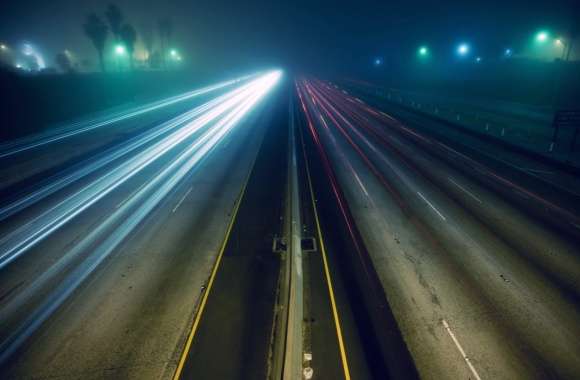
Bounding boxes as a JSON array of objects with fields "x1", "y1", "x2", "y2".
[
  {"x1": 418, "y1": 45, "x2": 429, "y2": 57},
  {"x1": 536, "y1": 30, "x2": 549, "y2": 43},
  {"x1": 169, "y1": 49, "x2": 183, "y2": 63},
  {"x1": 115, "y1": 45, "x2": 126, "y2": 55}
]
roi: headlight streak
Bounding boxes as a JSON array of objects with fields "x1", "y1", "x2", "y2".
[
  {"x1": 0, "y1": 70, "x2": 281, "y2": 364},
  {"x1": 0, "y1": 74, "x2": 268, "y2": 222},
  {"x1": 0, "y1": 71, "x2": 282, "y2": 270},
  {"x1": 0, "y1": 73, "x2": 259, "y2": 159}
]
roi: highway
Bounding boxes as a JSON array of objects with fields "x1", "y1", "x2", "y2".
[
  {"x1": 0, "y1": 71, "x2": 579, "y2": 380},
  {"x1": 0, "y1": 71, "x2": 284, "y2": 378},
  {"x1": 0, "y1": 71, "x2": 377, "y2": 380},
  {"x1": 296, "y1": 78, "x2": 580, "y2": 379}
]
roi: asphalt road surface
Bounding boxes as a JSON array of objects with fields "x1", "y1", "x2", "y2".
[
  {"x1": 0, "y1": 72, "x2": 371, "y2": 380},
  {"x1": 1, "y1": 71, "x2": 579, "y2": 380},
  {"x1": 296, "y1": 78, "x2": 580, "y2": 380},
  {"x1": 0, "y1": 72, "x2": 283, "y2": 378}
]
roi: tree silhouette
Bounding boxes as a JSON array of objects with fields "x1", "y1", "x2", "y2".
[
  {"x1": 83, "y1": 13, "x2": 108, "y2": 72},
  {"x1": 141, "y1": 23, "x2": 154, "y2": 66},
  {"x1": 157, "y1": 18, "x2": 173, "y2": 69},
  {"x1": 55, "y1": 52, "x2": 73, "y2": 73},
  {"x1": 120, "y1": 24, "x2": 137, "y2": 70},
  {"x1": 105, "y1": 4, "x2": 123, "y2": 42}
]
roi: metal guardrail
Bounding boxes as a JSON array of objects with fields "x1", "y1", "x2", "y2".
[
  {"x1": 377, "y1": 88, "x2": 560, "y2": 150},
  {"x1": 361, "y1": 86, "x2": 580, "y2": 164}
]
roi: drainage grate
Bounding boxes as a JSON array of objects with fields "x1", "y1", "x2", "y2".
[
  {"x1": 272, "y1": 237, "x2": 287, "y2": 253},
  {"x1": 301, "y1": 237, "x2": 317, "y2": 253}
]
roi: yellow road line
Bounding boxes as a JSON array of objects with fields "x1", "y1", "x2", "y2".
[
  {"x1": 172, "y1": 139, "x2": 261, "y2": 380},
  {"x1": 298, "y1": 118, "x2": 352, "y2": 380}
]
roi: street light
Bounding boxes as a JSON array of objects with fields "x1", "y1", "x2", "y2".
[
  {"x1": 504, "y1": 48, "x2": 512, "y2": 57},
  {"x1": 457, "y1": 43, "x2": 470, "y2": 56},
  {"x1": 475, "y1": 56, "x2": 482, "y2": 63},
  {"x1": 553, "y1": 37, "x2": 568, "y2": 59},
  {"x1": 536, "y1": 30, "x2": 549, "y2": 43},
  {"x1": 418, "y1": 45, "x2": 429, "y2": 57},
  {"x1": 374, "y1": 57, "x2": 382, "y2": 66},
  {"x1": 0, "y1": 44, "x2": 6, "y2": 51},
  {"x1": 115, "y1": 45, "x2": 126, "y2": 55},
  {"x1": 170, "y1": 49, "x2": 178, "y2": 57}
]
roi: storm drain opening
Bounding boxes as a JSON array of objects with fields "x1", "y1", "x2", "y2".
[
  {"x1": 272, "y1": 236, "x2": 287, "y2": 253},
  {"x1": 301, "y1": 237, "x2": 317, "y2": 253}
]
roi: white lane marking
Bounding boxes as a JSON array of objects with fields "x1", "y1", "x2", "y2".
[
  {"x1": 400, "y1": 126, "x2": 432, "y2": 144},
  {"x1": 355, "y1": 98, "x2": 364, "y2": 104},
  {"x1": 380, "y1": 111, "x2": 398, "y2": 122},
  {"x1": 352, "y1": 171, "x2": 369, "y2": 196},
  {"x1": 440, "y1": 143, "x2": 580, "y2": 198},
  {"x1": 172, "y1": 187, "x2": 193, "y2": 213},
  {"x1": 116, "y1": 180, "x2": 150, "y2": 209},
  {"x1": 442, "y1": 319, "x2": 483, "y2": 380},
  {"x1": 448, "y1": 177, "x2": 482, "y2": 204},
  {"x1": 416, "y1": 191, "x2": 446, "y2": 221},
  {"x1": 522, "y1": 168, "x2": 554, "y2": 175},
  {"x1": 437, "y1": 142, "x2": 472, "y2": 161}
]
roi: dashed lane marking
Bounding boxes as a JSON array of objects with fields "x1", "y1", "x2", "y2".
[
  {"x1": 442, "y1": 319, "x2": 483, "y2": 380},
  {"x1": 417, "y1": 191, "x2": 446, "y2": 221}
]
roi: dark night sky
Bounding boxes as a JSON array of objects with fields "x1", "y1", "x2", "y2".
[{"x1": 0, "y1": 0, "x2": 577, "y2": 72}]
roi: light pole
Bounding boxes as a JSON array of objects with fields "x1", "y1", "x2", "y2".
[
  {"x1": 114, "y1": 44, "x2": 126, "y2": 71},
  {"x1": 554, "y1": 38, "x2": 565, "y2": 60}
]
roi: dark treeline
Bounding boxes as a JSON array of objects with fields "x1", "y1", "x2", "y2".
[{"x1": 81, "y1": 4, "x2": 175, "y2": 73}]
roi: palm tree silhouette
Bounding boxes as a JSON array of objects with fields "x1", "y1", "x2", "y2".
[
  {"x1": 120, "y1": 24, "x2": 137, "y2": 70},
  {"x1": 83, "y1": 13, "x2": 108, "y2": 72},
  {"x1": 105, "y1": 4, "x2": 123, "y2": 43},
  {"x1": 158, "y1": 18, "x2": 173, "y2": 70}
]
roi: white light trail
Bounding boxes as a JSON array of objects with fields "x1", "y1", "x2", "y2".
[
  {"x1": 0, "y1": 71, "x2": 282, "y2": 270},
  {"x1": 0, "y1": 70, "x2": 281, "y2": 364},
  {"x1": 0, "y1": 73, "x2": 265, "y2": 221},
  {"x1": 0, "y1": 73, "x2": 258, "y2": 159}
]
